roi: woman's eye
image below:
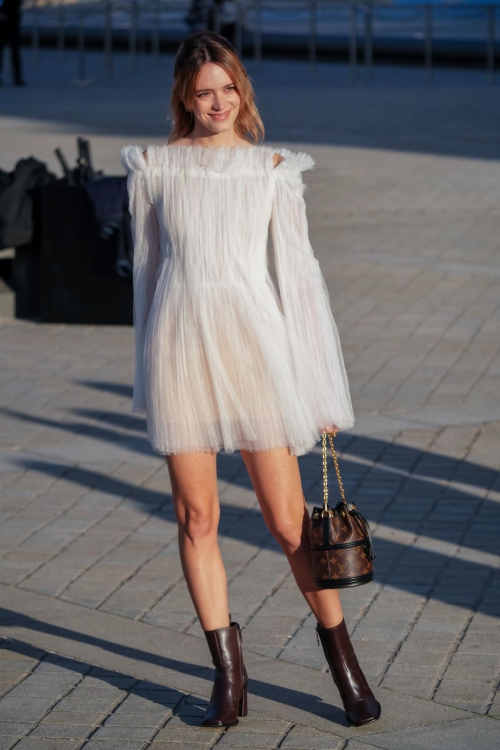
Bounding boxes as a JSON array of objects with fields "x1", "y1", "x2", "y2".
[{"x1": 197, "y1": 87, "x2": 235, "y2": 98}]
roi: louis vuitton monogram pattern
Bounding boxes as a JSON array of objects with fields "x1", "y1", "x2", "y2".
[
  {"x1": 308, "y1": 502, "x2": 374, "y2": 587},
  {"x1": 310, "y1": 543, "x2": 373, "y2": 585}
]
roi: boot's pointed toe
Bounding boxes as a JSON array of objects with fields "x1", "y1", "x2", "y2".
[
  {"x1": 202, "y1": 707, "x2": 238, "y2": 728},
  {"x1": 316, "y1": 618, "x2": 381, "y2": 727},
  {"x1": 346, "y1": 697, "x2": 381, "y2": 727}
]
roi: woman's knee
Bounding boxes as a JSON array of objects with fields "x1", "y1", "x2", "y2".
[
  {"x1": 176, "y1": 497, "x2": 219, "y2": 546},
  {"x1": 269, "y1": 516, "x2": 304, "y2": 554},
  {"x1": 165, "y1": 452, "x2": 219, "y2": 546}
]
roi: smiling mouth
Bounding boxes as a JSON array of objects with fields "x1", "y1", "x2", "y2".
[{"x1": 210, "y1": 112, "x2": 231, "y2": 119}]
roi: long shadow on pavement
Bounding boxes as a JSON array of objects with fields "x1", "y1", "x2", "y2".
[{"x1": 0, "y1": 621, "x2": 347, "y2": 726}]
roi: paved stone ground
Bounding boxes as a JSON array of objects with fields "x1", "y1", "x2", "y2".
[{"x1": 0, "y1": 49, "x2": 499, "y2": 748}]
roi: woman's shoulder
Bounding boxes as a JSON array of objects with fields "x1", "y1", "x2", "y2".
[
  {"x1": 120, "y1": 144, "x2": 149, "y2": 174},
  {"x1": 271, "y1": 147, "x2": 315, "y2": 175},
  {"x1": 120, "y1": 143, "x2": 188, "y2": 171},
  {"x1": 271, "y1": 148, "x2": 315, "y2": 197}
]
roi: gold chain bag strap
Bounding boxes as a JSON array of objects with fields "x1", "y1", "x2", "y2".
[{"x1": 308, "y1": 431, "x2": 375, "y2": 588}]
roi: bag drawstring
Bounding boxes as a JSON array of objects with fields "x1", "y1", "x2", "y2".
[{"x1": 349, "y1": 507, "x2": 375, "y2": 562}]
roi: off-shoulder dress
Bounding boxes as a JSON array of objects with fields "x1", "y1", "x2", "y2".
[{"x1": 120, "y1": 143, "x2": 354, "y2": 456}]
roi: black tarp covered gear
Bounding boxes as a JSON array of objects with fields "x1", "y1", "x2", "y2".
[
  {"x1": 39, "y1": 179, "x2": 133, "y2": 324},
  {"x1": 85, "y1": 176, "x2": 133, "y2": 278},
  {"x1": 0, "y1": 157, "x2": 56, "y2": 249}
]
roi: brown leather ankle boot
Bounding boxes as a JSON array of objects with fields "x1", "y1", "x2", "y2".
[
  {"x1": 201, "y1": 615, "x2": 248, "y2": 727},
  {"x1": 316, "y1": 618, "x2": 381, "y2": 727}
]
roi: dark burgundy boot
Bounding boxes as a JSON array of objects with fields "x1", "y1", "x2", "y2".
[
  {"x1": 201, "y1": 615, "x2": 248, "y2": 727},
  {"x1": 316, "y1": 618, "x2": 381, "y2": 726}
]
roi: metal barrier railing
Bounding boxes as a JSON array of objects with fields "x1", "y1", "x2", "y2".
[{"x1": 21, "y1": 0, "x2": 500, "y2": 85}]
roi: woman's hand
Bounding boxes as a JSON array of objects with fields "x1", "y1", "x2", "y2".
[{"x1": 321, "y1": 425, "x2": 338, "y2": 434}]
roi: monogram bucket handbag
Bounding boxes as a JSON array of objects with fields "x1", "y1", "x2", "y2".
[{"x1": 308, "y1": 431, "x2": 375, "y2": 588}]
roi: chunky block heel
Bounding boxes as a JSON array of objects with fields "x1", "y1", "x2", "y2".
[{"x1": 238, "y1": 683, "x2": 248, "y2": 717}]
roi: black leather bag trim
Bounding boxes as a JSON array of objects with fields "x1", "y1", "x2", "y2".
[
  {"x1": 309, "y1": 539, "x2": 368, "y2": 551},
  {"x1": 313, "y1": 572, "x2": 374, "y2": 589}
]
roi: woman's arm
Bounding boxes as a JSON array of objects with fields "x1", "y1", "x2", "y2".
[
  {"x1": 270, "y1": 150, "x2": 355, "y2": 432},
  {"x1": 121, "y1": 145, "x2": 160, "y2": 413}
]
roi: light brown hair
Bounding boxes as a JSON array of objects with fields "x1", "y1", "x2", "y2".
[{"x1": 169, "y1": 31, "x2": 265, "y2": 145}]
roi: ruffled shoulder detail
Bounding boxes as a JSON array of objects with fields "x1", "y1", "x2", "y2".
[
  {"x1": 273, "y1": 147, "x2": 315, "y2": 175},
  {"x1": 272, "y1": 147, "x2": 315, "y2": 197},
  {"x1": 120, "y1": 145, "x2": 149, "y2": 174}
]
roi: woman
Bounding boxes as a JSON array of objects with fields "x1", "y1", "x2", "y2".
[{"x1": 121, "y1": 30, "x2": 380, "y2": 730}]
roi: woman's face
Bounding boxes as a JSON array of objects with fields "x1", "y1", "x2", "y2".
[{"x1": 189, "y1": 63, "x2": 241, "y2": 135}]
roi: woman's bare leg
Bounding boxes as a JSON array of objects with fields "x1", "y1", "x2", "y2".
[
  {"x1": 165, "y1": 451, "x2": 230, "y2": 632},
  {"x1": 240, "y1": 446, "x2": 343, "y2": 629}
]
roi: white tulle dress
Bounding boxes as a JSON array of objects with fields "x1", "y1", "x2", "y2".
[{"x1": 120, "y1": 143, "x2": 354, "y2": 456}]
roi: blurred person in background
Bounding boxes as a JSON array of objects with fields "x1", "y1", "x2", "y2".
[
  {"x1": 0, "y1": 0, "x2": 25, "y2": 86},
  {"x1": 185, "y1": 0, "x2": 238, "y2": 44}
]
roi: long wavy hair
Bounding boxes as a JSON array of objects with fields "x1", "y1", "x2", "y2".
[{"x1": 168, "y1": 31, "x2": 265, "y2": 145}]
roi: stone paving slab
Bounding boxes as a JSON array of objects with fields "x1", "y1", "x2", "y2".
[{"x1": 346, "y1": 716, "x2": 500, "y2": 750}]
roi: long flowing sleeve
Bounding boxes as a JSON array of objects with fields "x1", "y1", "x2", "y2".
[
  {"x1": 270, "y1": 150, "x2": 355, "y2": 432},
  {"x1": 120, "y1": 145, "x2": 160, "y2": 414}
]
